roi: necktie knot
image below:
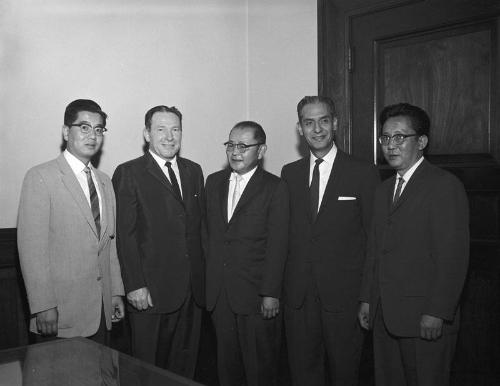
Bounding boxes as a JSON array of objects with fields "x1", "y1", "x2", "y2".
[
  {"x1": 315, "y1": 158, "x2": 324, "y2": 167},
  {"x1": 84, "y1": 166, "x2": 91, "y2": 175},
  {"x1": 165, "y1": 161, "x2": 172, "y2": 169}
]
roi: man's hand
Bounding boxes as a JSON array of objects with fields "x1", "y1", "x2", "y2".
[
  {"x1": 111, "y1": 296, "x2": 125, "y2": 322},
  {"x1": 261, "y1": 297, "x2": 280, "y2": 319},
  {"x1": 358, "y1": 302, "x2": 370, "y2": 330},
  {"x1": 36, "y1": 307, "x2": 58, "y2": 336},
  {"x1": 420, "y1": 314, "x2": 443, "y2": 340},
  {"x1": 127, "y1": 287, "x2": 153, "y2": 311}
]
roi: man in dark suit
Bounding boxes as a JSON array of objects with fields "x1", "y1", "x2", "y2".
[
  {"x1": 205, "y1": 121, "x2": 289, "y2": 386},
  {"x1": 112, "y1": 105, "x2": 205, "y2": 377},
  {"x1": 281, "y1": 96, "x2": 380, "y2": 386},
  {"x1": 358, "y1": 103, "x2": 469, "y2": 385},
  {"x1": 18, "y1": 99, "x2": 124, "y2": 343}
]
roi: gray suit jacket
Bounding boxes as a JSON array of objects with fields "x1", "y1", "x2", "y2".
[{"x1": 17, "y1": 154, "x2": 124, "y2": 337}]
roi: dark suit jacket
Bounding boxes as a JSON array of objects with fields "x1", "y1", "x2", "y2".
[
  {"x1": 205, "y1": 167, "x2": 289, "y2": 315},
  {"x1": 281, "y1": 150, "x2": 380, "y2": 312},
  {"x1": 359, "y1": 160, "x2": 469, "y2": 337},
  {"x1": 112, "y1": 152, "x2": 205, "y2": 313}
]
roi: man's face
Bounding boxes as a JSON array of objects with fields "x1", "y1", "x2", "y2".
[
  {"x1": 144, "y1": 111, "x2": 182, "y2": 161},
  {"x1": 227, "y1": 127, "x2": 266, "y2": 175},
  {"x1": 62, "y1": 111, "x2": 104, "y2": 164},
  {"x1": 298, "y1": 102, "x2": 337, "y2": 158},
  {"x1": 381, "y1": 116, "x2": 428, "y2": 176}
]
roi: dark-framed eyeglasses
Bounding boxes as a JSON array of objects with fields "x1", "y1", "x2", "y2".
[
  {"x1": 71, "y1": 123, "x2": 108, "y2": 136},
  {"x1": 378, "y1": 134, "x2": 418, "y2": 146},
  {"x1": 224, "y1": 141, "x2": 264, "y2": 153}
]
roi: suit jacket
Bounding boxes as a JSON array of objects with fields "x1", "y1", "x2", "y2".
[
  {"x1": 112, "y1": 152, "x2": 205, "y2": 313},
  {"x1": 17, "y1": 154, "x2": 124, "y2": 338},
  {"x1": 281, "y1": 150, "x2": 380, "y2": 312},
  {"x1": 205, "y1": 167, "x2": 289, "y2": 314},
  {"x1": 359, "y1": 160, "x2": 469, "y2": 337}
]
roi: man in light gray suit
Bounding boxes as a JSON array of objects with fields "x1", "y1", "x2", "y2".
[{"x1": 17, "y1": 99, "x2": 125, "y2": 343}]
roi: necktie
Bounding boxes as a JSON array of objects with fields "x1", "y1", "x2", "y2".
[
  {"x1": 165, "y1": 161, "x2": 182, "y2": 199},
  {"x1": 393, "y1": 176, "x2": 405, "y2": 205},
  {"x1": 310, "y1": 158, "x2": 324, "y2": 222},
  {"x1": 84, "y1": 166, "x2": 100, "y2": 238},
  {"x1": 230, "y1": 174, "x2": 243, "y2": 220}
]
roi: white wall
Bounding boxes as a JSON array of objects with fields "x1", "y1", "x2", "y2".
[{"x1": 0, "y1": 0, "x2": 317, "y2": 228}]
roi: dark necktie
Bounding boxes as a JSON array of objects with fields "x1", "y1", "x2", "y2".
[
  {"x1": 165, "y1": 161, "x2": 182, "y2": 199},
  {"x1": 84, "y1": 166, "x2": 100, "y2": 238},
  {"x1": 393, "y1": 176, "x2": 405, "y2": 205},
  {"x1": 310, "y1": 158, "x2": 324, "y2": 222}
]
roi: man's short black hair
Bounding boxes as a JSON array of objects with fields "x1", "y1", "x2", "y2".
[
  {"x1": 379, "y1": 103, "x2": 430, "y2": 137},
  {"x1": 145, "y1": 105, "x2": 183, "y2": 130},
  {"x1": 64, "y1": 99, "x2": 107, "y2": 127},
  {"x1": 232, "y1": 121, "x2": 266, "y2": 144}
]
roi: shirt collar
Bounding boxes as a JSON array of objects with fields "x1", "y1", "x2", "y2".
[
  {"x1": 309, "y1": 143, "x2": 337, "y2": 167},
  {"x1": 64, "y1": 149, "x2": 91, "y2": 174},
  {"x1": 398, "y1": 156, "x2": 424, "y2": 182},
  {"x1": 230, "y1": 165, "x2": 258, "y2": 183},
  {"x1": 149, "y1": 149, "x2": 178, "y2": 168}
]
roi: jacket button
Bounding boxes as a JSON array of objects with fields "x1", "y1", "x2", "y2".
[{"x1": 97, "y1": 276, "x2": 102, "y2": 281}]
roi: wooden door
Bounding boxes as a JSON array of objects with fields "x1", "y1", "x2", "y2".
[{"x1": 320, "y1": 1, "x2": 500, "y2": 384}]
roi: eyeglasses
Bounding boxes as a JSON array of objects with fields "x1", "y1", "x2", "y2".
[
  {"x1": 224, "y1": 142, "x2": 264, "y2": 153},
  {"x1": 71, "y1": 123, "x2": 108, "y2": 136},
  {"x1": 378, "y1": 134, "x2": 418, "y2": 146}
]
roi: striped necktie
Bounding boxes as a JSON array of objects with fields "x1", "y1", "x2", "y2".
[
  {"x1": 84, "y1": 166, "x2": 100, "y2": 238},
  {"x1": 393, "y1": 176, "x2": 405, "y2": 205}
]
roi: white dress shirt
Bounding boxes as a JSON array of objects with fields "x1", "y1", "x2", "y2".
[
  {"x1": 149, "y1": 150, "x2": 183, "y2": 198},
  {"x1": 309, "y1": 145, "x2": 337, "y2": 212},
  {"x1": 227, "y1": 166, "x2": 258, "y2": 221},
  {"x1": 392, "y1": 156, "x2": 425, "y2": 199},
  {"x1": 63, "y1": 150, "x2": 102, "y2": 217}
]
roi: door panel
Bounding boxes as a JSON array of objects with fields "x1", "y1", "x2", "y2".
[{"x1": 376, "y1": 21, "x2": 493, "y2": 162}]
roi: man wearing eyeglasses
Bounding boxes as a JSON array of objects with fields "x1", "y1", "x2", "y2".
[
  {"x1": 205, "y1": 121, "x2": 289, "y2": 386},
  {"x1": 18, "y1": 99, "x2": 125, "y2": 343},
  {"x1": 281, "y1": 96, "x2": 380, "y2": 386},
  {"x1": 112, "y1": 106, "x2": 205, "y2": 378},
  {"x1": 358, "y1": 103, "x2": 469, "y2": 385}
]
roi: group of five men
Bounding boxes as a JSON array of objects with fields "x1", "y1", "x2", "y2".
[{"x1": 17, "y1": 96, "x2": 469, "y2": 386}]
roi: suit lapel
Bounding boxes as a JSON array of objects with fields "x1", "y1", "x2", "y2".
[
  {"x1": 56, "y1": 155, "x2": 99, "y2": 239},
  {"x1": 295, "y1": 157, "x2": 312, "y2": 222},
  {"x1": 177, "y1": 158, "x2": 190, "y2": 208},
  {"x1": 386, "y1": 175, "x2": 397, "y2": 212},
  {"x1": 93, "y1": 170, "x2": 108, "y2": 241},
  {"x1": 218, "y1": 170, "x2": 231, "y2": 224},
  {"x1": 144, "y1": 153, "x2": 183, "y2": 206}
]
